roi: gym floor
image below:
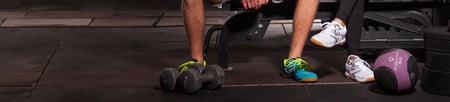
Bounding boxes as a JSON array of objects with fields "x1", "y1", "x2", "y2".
[{"x1": 0, "y1": 0, "x2": 449, "y2": 102}]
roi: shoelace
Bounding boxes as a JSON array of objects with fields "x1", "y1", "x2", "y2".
[
  {"x1": 348, "y1": 57, "x2": 371, "y2": 73},
  {"x1": 284, "y1": 58, "x2": 311, "y2": 72},
  {"x1": 177, "y1": 61, "x2": 206, "y2": 74},
  {"x1": 177, "y1": 61, "x2": 198, "y2": 74},
  {"x1": 321, "y1": 22, "x2": 345, "y2": 41}
]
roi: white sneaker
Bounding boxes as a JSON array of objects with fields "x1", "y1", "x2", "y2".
[
  {"x1": 272, "y1": 0, "x2": 284, "y2": 3},
  {"x1": 208, "y1": 0, "x2": 231, "y2": 8},
  {"x1": 310, "y1": 21, "x2": 347, "y2": 48},
  {"x1": 345, "y1": 55, "x2": 375, "y2": 83}
]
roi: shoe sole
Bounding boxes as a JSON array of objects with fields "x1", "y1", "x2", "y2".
[
  {"x1": 344, "y1": 72, "x2": 375, "y2": 83},
  {"x1": 298, "y1": 78, "x2": 318, "y2": 82},
  {"x1": 310, "y1": 38, "x2": 345, "y2": 48},
  {"x1": 280, "y1": 72, "x2": 318, "y2": 83}
]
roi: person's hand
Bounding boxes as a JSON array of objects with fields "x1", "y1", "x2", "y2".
[{"x1": 242, "y1": 0, "x2": 269, "y2": 10}]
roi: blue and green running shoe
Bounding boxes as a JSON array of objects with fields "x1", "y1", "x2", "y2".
[{"x1": 281, "y1": 57, "x2": 318, "y2": 82}]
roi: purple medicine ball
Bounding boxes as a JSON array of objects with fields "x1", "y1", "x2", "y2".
[{"x1": 373, "y1": 49, "x2": 419, "y2": 93}]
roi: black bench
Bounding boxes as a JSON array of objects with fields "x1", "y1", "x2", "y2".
[{"x1": 203, "y1": 0, "x2": 450, "y2": 69}]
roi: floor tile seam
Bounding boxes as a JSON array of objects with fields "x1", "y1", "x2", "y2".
[
  {"x1": 281, "y1": 24, "x2": 289, "y2": 40},
  {"x1": 0, "y1": 18, "x2": 5, "y2": 25},
  {"x1": 87, "y1": 17, "x2": 95, "y2": 26},
  {"x1": 305, "y1": 85, "x2": 313, "y2": 102},
  {"x1": 222, "y1": 82, "x2": 360, "y2": 87},
  {"x1": 152, "y1": 10, "x2": 168, "y2": 26},
  {"x1": 206, "y1": 91, "x2": 211, "y2": 102},
  {"x1": 1, "y1": 24, "x2": 156, "y2": 27},
  {"x1": 28, "y1": 41, "x2": 62, "y2": 97},
  {"x1": 0, "y1": 18, "x2": 94, "y2": 27},
  {"x1": 0, "y1": 17, "x2": 291, "y2": 27}
]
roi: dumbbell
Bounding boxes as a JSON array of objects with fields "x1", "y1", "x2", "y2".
[
  {"x1": 160, "y1": 63, "x2": 206, "y2": 92},
  {"x1": 159, "y1": 67, "x2": 180, "y2": 91},
  {"x1": 178, "y1": 64, "x2": 225, "y2": 93}
]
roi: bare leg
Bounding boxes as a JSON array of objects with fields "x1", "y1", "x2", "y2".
[
  {"x1": 182, "y1": 0, "x2": 205, "y2": 62},
  {"x1": 289, "y1": 0, "x2": 319, "y2": 58}
]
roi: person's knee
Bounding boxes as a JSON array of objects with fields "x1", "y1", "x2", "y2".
[{"x1": 183, "y1": 0, "x2": 203, "y2": 8}]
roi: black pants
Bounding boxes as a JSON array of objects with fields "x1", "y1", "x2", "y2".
[{"x1": 335, "y1": 0, "x2": 366, "y2": 56}]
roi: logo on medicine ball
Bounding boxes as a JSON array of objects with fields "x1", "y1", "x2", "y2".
[{"x1": 388, "y1": 52, "x2": 404, "y2": 71}]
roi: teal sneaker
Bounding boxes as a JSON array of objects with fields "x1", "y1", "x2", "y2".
[
  {"x1": 177, "y1": 59, "x2": 206, "y2": 74},
  {"x1": 281, "y1": 57, "x2": 318, "y2": 82}
]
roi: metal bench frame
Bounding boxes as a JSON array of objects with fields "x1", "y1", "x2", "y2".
[{"x1": 203, "y1": 0, "x2": 450, "y2": 69}]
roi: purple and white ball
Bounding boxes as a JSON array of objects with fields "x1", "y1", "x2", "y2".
[{"x1": 373, "y1": 49, "x2": 419, "y2": 93}]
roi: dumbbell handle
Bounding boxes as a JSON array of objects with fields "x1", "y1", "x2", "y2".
[
  {"x1": 190, "y1": 64, "x2": 205, "y2": 73},
  {"x1": 200, "y1": 72, "x2": 214, "y2": 83}
]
